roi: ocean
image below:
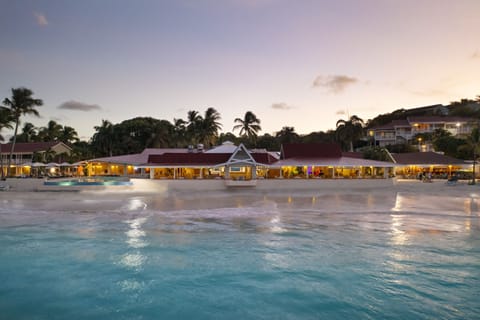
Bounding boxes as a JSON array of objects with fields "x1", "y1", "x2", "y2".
[{"x1": 1, "y1": 190, "x2": 479, "y2": 319}]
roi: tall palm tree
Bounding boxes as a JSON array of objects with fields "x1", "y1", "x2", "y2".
[
  {"x1": 201, "y1": 107, "x2": 222, "y2": 147},
  {"x1": 233, "y1": 111, "x2": 262, "y2": 145},
  {"x1": 2, "y1": 88, "x2": 43, "y2": 176},
  {"x1": 335, "y1": 115, "x2": 365, "y2": 152},
  {"x1": 0, "y1": 106, "x2": 14, "y2": 179},
  {"x1": 186, "y1": 110, "x2": 202, "y2": 145}
]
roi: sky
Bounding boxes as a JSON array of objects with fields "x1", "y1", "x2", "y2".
[{"x1": 1, "y1": 0, "x2": 479, "y2": 141}]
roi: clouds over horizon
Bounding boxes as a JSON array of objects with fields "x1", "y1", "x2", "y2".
[
  {"x1": 33, "y1": 12, "x2": 48, "y2": 27},
  {"x1": 313, "y1": 74, "x2": 358, "y2": 93},
  {"x1": 58, "y1": 100, "x2": 101, "y2": 112},
  {"x1": 271, "y1": 102, "x2": 295, "y2": 110}
]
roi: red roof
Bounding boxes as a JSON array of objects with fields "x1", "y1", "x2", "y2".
[
  {"x1": 149, "y1": 153, "x2": 231, "y2": 165},
  {"x1": 281, "y1": 143, "x2": 342, "y2": 159},
  {"x1": 0, "y1": 142, "x2": 65, "y2": 153},
  {"x1": 251, "y1": 152, "x2": 278, "y2": 164}
]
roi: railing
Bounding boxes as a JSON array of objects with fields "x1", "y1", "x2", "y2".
[{"x1": 0, "y1": 158, "x2": 32, "y2": 165}]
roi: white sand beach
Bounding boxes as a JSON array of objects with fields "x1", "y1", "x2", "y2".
[{"x1": 1, "y1": 178, "x2": 479, "y2": 216}]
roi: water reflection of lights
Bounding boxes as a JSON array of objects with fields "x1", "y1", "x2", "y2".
[
  {"x1": 121, "y1": 217, "x2": 148, "y2": 271},
  {"x1": 391, "y1": 193, "x2": 402, "y2": 212},
  {"x1": 118, "y1": 279, "x2": 144, "y2": 292},
  {"x1": 120, "y1": 253, "x2": 146, "y2": 268},
  {"x1": 390, "y1": 214, "x2": 408, "y2": 246},
  {"x1": 270, "y1": 216, "x2": 287, "y2": 233},
  {"x1": 125, "y1": 217, "x2": 149, "y2": 248},
  {"x1": 126, "y1": 198, "x2": 147, "y2": 211}
]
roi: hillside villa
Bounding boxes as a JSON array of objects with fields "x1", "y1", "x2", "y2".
[{"x1": 369, "y1": 116, "x2": 476, "y2": 149}]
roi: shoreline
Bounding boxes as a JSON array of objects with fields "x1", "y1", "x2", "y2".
[
  {"x1": 1, "y1": 178, "x2": 479, "y2": 217},
  {"x1": 1, "y1": 177, "x2": 480, "y2": 197}
]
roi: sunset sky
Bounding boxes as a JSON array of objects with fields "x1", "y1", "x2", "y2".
[{"x1": 1, "y1": 0, "x2": 479, "y2": 141}]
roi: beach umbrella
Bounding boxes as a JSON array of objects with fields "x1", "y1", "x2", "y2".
[
  {"x1": 46, "y1": 162, "x2": 59, "y2": 168},
  {"x1": 32, "y1": 162, "x2": 46, "y2": 167}
]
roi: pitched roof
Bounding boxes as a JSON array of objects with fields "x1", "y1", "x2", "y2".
[
  {"x1": 281, "y1": 143, "x2": 342, "y2": 159},
  {"x1": 251, "y1": 152, "x2": 278, "y2": 164},
  {"x1": 148, "y1": 148, "x2": 280, "y2": 166},
  {"x1": 205, "y1": 141, "x2": 237, "y2": 153},
  {"x1": 91, "y1": 148, "x2": 189, "y2": 164},
  {"x1": 0, "y1": 141, "x2": 70, "y2": 153},
  {"x1": 391, "y1": 152, "x2": 465, "y2": 165}
]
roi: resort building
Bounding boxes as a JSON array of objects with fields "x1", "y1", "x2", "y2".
[
  {"x1": 84, "y1": 147, "x2": 191, "y2": 178},
  {"x1": 0, "y1": 141, "x2": 72, "y2": 177},
  {"x1": 390, "y1": 152, "x2": 469, "y2": 179},
  {"x1": 369, "y1": 116, "x2": 476, "y2": 148},
  {"x1": 86, "y1": 141, "x2": 396, "y2": 182}
]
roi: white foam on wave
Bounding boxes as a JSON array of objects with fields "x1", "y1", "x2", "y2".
[
  {"x1": 148, "y1": 203, "x2": 279, "y2": 219},
  {"x1": 392, "y1": 192, "x2": 479, "y2": 216}
]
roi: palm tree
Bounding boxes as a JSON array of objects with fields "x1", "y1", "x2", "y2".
[
  {"x1": 0, "y1": 106, "x2": 14, "y2": 179},
  {"x1": 233, "y1": 111, "x2": 261, "y2": 145},
  {"x1": 59, "y1": 126, "x2": 79, "y2": 144},
  {"x1": 38, "y1": 120, "x2": 63, "y2": 142},
  {"x1": 173, "y1": 118, "x2": 187, "y2": 147},
  {"x1": 275, "y1": 126, "x2": 300, "y2": 144},
  {"x1": 201, "y1": 107, "x2": 222, "y2": 147},
  {"x1": 15, "y1": 122, "x2": 37, "y2": 143},
  {"x1": 2, "y1": 88, "x2": 43, "y2": 176},
  {"x1": 186, "y1": 110, "x2": 202, "y2": 145},
  {"x1": 335, "y1": 115, "x2": 365, "y2": 152}
]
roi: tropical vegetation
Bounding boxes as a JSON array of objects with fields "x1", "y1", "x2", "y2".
[
  {"x1": 233, "y1": 111, "x2": 262, "y2": 146},
  {"x1": 1, "y1": 87, "x2": 480, "y2": 170},
  {"x1": 2, "y1": 88, "x2": 43, "y2": 176}
]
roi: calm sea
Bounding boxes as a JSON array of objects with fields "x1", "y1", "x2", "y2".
[{"x1": 1, "y1": 191, "x2": 479, "y2": 319}]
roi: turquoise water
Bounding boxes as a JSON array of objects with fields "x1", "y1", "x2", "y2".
[{"x1": 0, "y1": 191, "x2": 479, "y2": 319}]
